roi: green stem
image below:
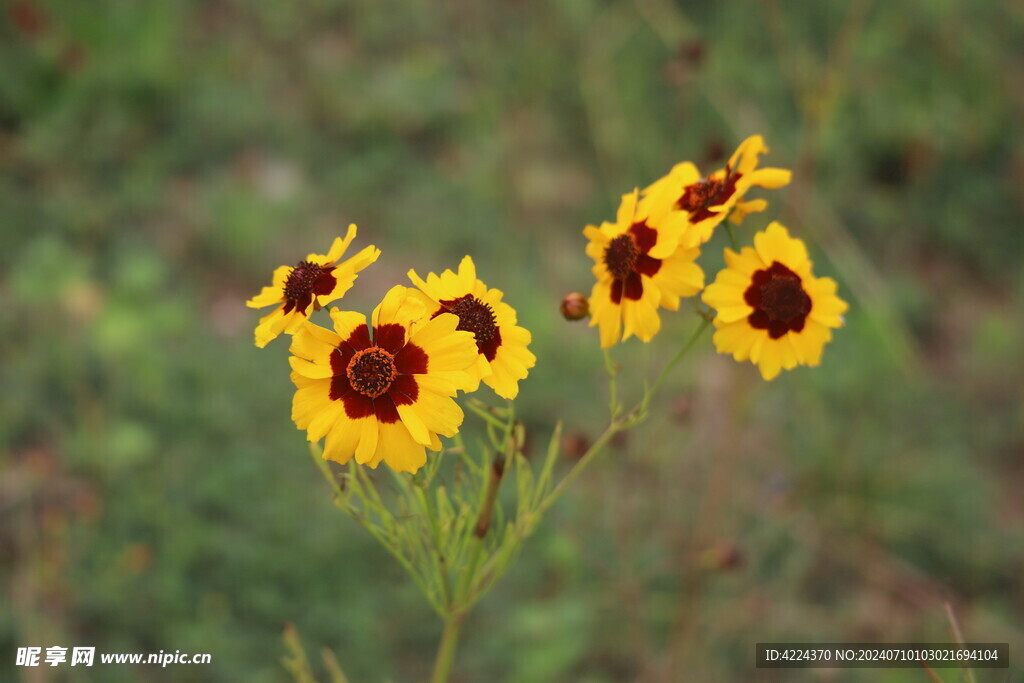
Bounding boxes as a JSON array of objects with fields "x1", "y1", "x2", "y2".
[
  {"x1": 603, "y1": 348, "x2": 620, "y2": 418},
  {"x1": 724, "y1": 222, "x2": 739, "y2": 251},
  {"x1": 429, "y1": 612, "x2": 466, "y2": 683},
  {"x1": 537, "y1": 420, "x2": 622, "y2": 515},
  {"x1": 540, "y1": 316, "x2": 712, "y2": 515},
  {"x1": 645, "y1": 318, "x2": 711, "y2": 409},
  {"x1": 308, "y1": 442, "x2": 343, "y2": 497}
]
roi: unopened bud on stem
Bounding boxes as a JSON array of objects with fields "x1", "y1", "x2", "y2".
[{"x1": 560, "y1": 292, "x2": 589, "y2": 321}]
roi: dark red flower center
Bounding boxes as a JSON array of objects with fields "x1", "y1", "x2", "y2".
[
  {"x1": 281, "y1": 260, "x2": 338, "y2": 315},
  {"x1": 761, "y1": 278, "x2": 807, "y2": 321},
  {"x1": 433, "y1": 294, "x2": 501, "y2": 361},
  {"x1": 603, "y1": 222, "x2": 662, "y2": 305},
  {"x1": 604, "y1": 234, "x2": 639, "y2": 280},
  {"x1": 744, "y1": 261, "x2": 812, "y2": 339},
  {"x1": 346, "y1": 347, "x2": 397, "y2": 399},
  {"x1": 284, "y1": 261, "x2": 323, "y2": 300},
  {"x1": 438, "y1": 294, "x2": 497, "y2": 342},
  {"x1": 676, "y1": 169, "x2": 741, "y2": 222}
]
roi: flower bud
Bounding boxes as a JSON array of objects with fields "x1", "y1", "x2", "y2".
[
  {"x1": 699, "y1": 540, "x2": 744, "y2": 572},
  {"x1": 560, "y1": 292, "x2": 589, "y2": 321},
  {"x1": 563, "y1": 431, "x2": 590, "y2": 460}
]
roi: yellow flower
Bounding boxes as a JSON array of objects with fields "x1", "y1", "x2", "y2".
[
  {"x1": 584, "y1": 189, "x2": 704, "y2": 348},
  {"x1": 702, "y1": 222, "x2": 848, "y2": 381},
  {"x1": 407, "y1": 256, "x2": 536, "y2": 399},
  {"x1": 246, "y1": 224, "x2": 380, "y2": 348},
  {"x1": 289, "y1": 286, "x2": 479, "y2": 474},
  {"x1": 642, "y1": 135, "x2": 792, "y2": 247}
]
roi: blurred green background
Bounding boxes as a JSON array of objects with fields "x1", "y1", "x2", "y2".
[{"x1": 2, "y1": 0, "x2": 1022, "y2": 681}]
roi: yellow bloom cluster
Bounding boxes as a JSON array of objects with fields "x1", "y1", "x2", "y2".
[
  {"x1": 248, "y1": 229, "x2": 535, "y2": 473},
  {"x1": 247, "y1": 135, "x2": 849, "y2": 479},
  {"x1": 582, "y1": 136, "x2": 847, "y2": 380}
]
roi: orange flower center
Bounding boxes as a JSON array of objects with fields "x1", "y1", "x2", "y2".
[
  {"x1": 604, "y1": 234, "x2": 639, "y2": 279},
  {"x1": 346, "y1": 347, "x2": 397, "y2": 399}
]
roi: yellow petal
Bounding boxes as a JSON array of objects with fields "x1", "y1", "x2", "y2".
[
  {"x1": 463, "y1": 354, "x2": 490, "y2": 392},
  {"x1": 372, "y1": 285, "x2": 425, "y2": 331},
  {"x1": 728, "y1": 199, "x2": 768, "y2": 225},
  {"x1": 404, "y1": 386, "x2": 465, "y2": 437},
  {"x1": 645, "y1": 216, "x2": 687, "y2": 261},
  {"x1": 621, "y1": 280, "x2": 662, "y2": 343},
  {"x1": 730, "y1": 135, "x2": 767, "y2": 174},
  {"x1": 305, "y1": 400, "x2": 344, "y2": 442},
  {"x1": 757, "y1": 345, "x2": 783, "y2": 381},
  {"x1": 409, "y1": 315, "x2": 477, "y2": 370},
  {"x1": 615, "y1": 189, "x2": 640, "y2": 226},
  {"x1": 254, "y1": 306, "x2": 294, "y2": 348},
  {"x1": 424, "y1": 269, "x2": 463, "y2": 302},
  {"x1": 247, "y1": 265, "x2": 291, "y2": 308},
  {"x1": 642, "y1": 161, "x2": 701, "y2": 204},
  {"x1": 290, "y1": 322, "x2": 340, "y2": 363},
  {"x1": 408, "y1": 309, "x2": 464, "y2": 349},
  {"x1": 745, "y1": 167, "x2": 792, "y2": 190},
  {"x1": 723, "y1": 246, "x2": 764, "y2": 275},
  {"x1": 292, "y1": 380, "x2": 333, "y2": 430},
  {"x1": 654, "y1": 246, "x2": 704, "y2": 305},
  {"x1": 790, "y1": 321, "x2": 832, "y2": 366},
  {"x1": 396, "y1": 403, "x2": 432, "y2": 446},
  {"x1": 406, "y1": 268, "x2": 440, "y2": 304},
  {"x1": 354, "y1": 418, "x2": 380, "y2": 465},
  {"x1": 702, "y1": 279, "x2": 747, "y2": 315},
  {"x1": 310, "y1": 224, "x2": 358, "y2": 264},
  {"x1": 712, "y1": 322, "x2": 761, "y2": 362},
  {"x1": 753, "y1": 222, "x2": 807, "y2": 267},
  {"x1": 317, "y1": 245, "x2": 381, "y2": 307},
  {"x1": 322, "y1": 412, "x2": 361, "y2": 464},
  {"x1": 284, "y1": 309, "x2": 314, "y2": 336},
  {"x1": 379, "y1": 421, "x2": 428, "y2": 474},
  {"x1": 428, "y1": 432, "x2": 442, "y2": 452},
  {"x1": 289, "y1": 355, "x2": 335, "y2": 380},
  {"x1": 807, "y1": 277, "x2": 849, "y2": 327},
  {"x1": 588, "y1": 279, "x2": 622, "y2": 349},
  {"x1": 456, "y1": 255, "x2": 477, "y2": 291},
  {"x1": 484, "y1": 341, "x2": 535, "y2": 399}
]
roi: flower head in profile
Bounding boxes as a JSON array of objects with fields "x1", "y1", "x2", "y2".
[
  {"x1": 407, "y1": 256, "x2": 535, "y2": 399},
  {"x1": 289, "y1": 286, "x2": 479, "y2": 473},
  {"x1": 585, "y1": 189, "x2": 705, "y2": 348},
  {"x1": 702, "y1": 222, "x2": 847, "y2": 380},
  {"x1": 247, "y1": 224, "x2": 380, "y2": 348},
  {"x1": 642, "y1": 135, "x2": 792, "y2": 247}
]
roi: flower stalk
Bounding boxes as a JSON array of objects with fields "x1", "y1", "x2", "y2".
[{"x1": 429, "y1": 612, "x2": 466, "y2": 683}]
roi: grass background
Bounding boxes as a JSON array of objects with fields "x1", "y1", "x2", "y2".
[{"x1": 2, "y1": 0, "x2": 1022, "y2": 681}]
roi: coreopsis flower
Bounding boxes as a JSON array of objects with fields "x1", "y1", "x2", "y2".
[
  {"x1": 642, "y1": 135, "x2": 792, "y2": 247},
  {"x1": 702, "y1": 222, "x2": 847, "y2": 380},
  {"x1": 289, "y1": 286, "x2": 479, "y2": 473},
  {"x1": 247, "y1": 224, "x2": 380, "y2": 348},
  {"x1": 407, "y1": 256, "x2": 536, "y2": 400},
  {"x1": 584, "y1": 189, "x2": 705, "y2": 348}
]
